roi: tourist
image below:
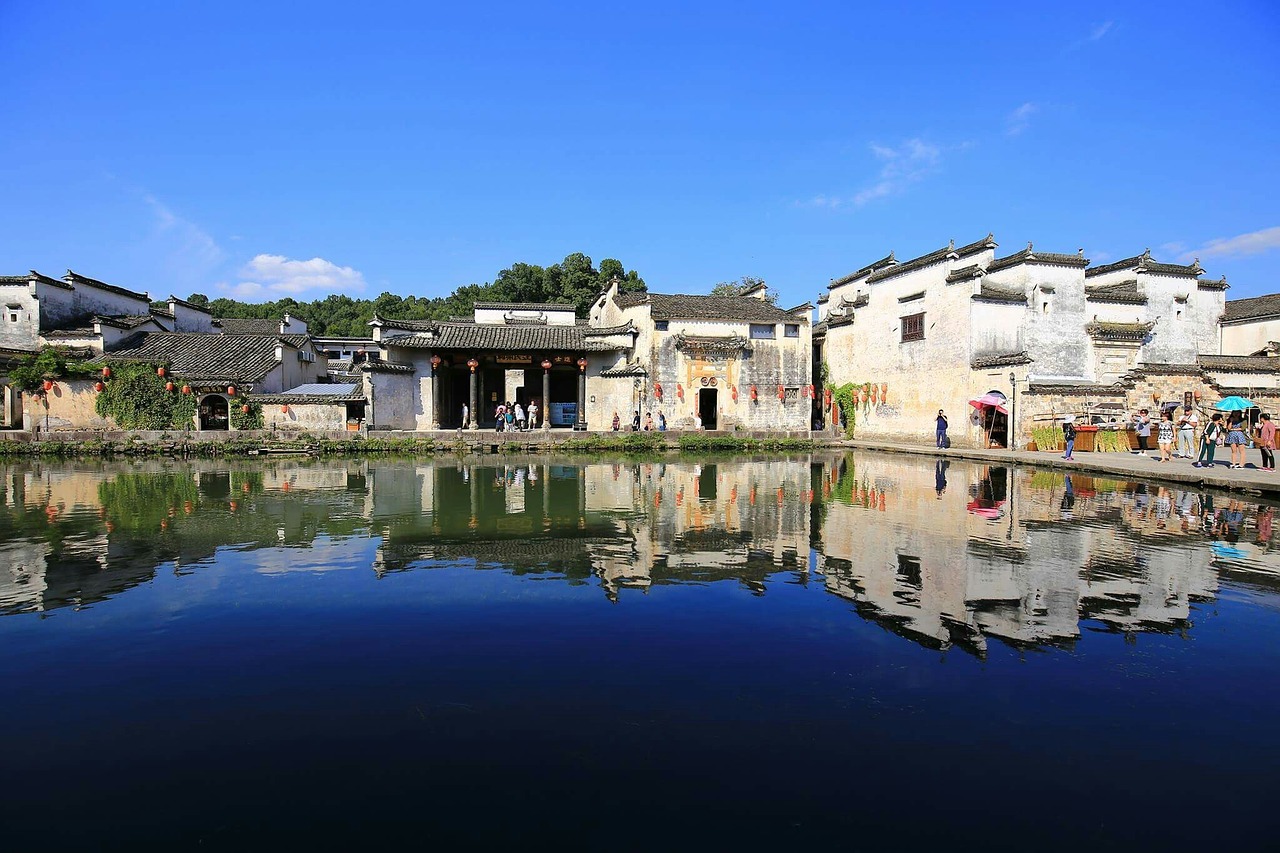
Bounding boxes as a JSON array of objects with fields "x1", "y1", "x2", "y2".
[
  {"x1": 1257, "y1": 506, "x2": 1274, "y2": 548},
  {"x1": 1176, "y1": 405, "x2": 1198, "y2": 458},
  {"x1": 644, "y1": 412, "x2": 655, "y2": 431},
  {"x1": 1225, "y1": 411, "x2": 1249, "y2": 468},
  {"x1": 611, "y1": 411, "x2": 621, "y2": 431},
  {"x1": 1156, "y1": 411, "x2": 1175, "y2": 462},
  {"x1": 694, "y1": 411, "x2": 703, "y2": 430},
  {"x1": 632, "y1": 409, "x2": 641, "y2": 432},
  {"x1": 505, "y1": 405, "x2": 516, "y2": 432},
  {"x1": 528, "y1": 400, "x2": 539, "y2": 429},
  {"x1": 495, "y1": 401, "x2": 507, "y2": 432},
  {"x1": 1132, "y1": 408, "x2": 1152, "y2": 455},
  {"x1": 514, "y1": 402, "x2": 526, "y2": 431},
  {"x1": 1193, "y1": 413, "x2": 1224, "y2": 468},
  {"x1": 1061, "y1": 415, "x2": 1077, "y2": 461},
  {"x1": 935, "y1": 409, "x2": 948, "y2": 448},
  {"x1": 462, "y1": 403, "x2": 469, "y2": 429},
  {"x1": 1255, "y1": 413, "x2": 1275, "y2": 471},
  {"x1": 657, "y1": 412, "x2": 667, "y2": 432}
]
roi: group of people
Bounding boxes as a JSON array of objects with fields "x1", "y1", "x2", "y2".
[
  {"x1": 1129, "y1": 405, "x2": 1275, "y2": 470},
  {"x1": 494, "y1": 400, "x2": 539, "y2": 432},
  {"x1": 612, "y1": 410, "x2": 668, "y2": 431}
]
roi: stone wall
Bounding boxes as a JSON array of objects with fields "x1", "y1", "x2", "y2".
[{"x1": 268, "y1": 402, "x2": 350, "y2": 432}]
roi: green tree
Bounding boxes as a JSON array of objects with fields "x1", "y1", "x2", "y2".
[{"x1": 711, "y1": 276, "x2": 776, "y2": 304}]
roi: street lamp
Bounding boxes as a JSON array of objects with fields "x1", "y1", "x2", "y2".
[
  {"x1": 1009, "y1": 371, "x2": 1017, "y2": 451},
  {"x1": 575, "y1": 357, "x2": 588, "y2": 430}
]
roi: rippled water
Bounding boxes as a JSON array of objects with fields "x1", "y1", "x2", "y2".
[{"x1": 1, "y1": 454, "x2": 1277, "y2": 849}]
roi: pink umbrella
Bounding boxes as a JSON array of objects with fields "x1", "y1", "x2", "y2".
[{"x1": 968, "y1": 391, "x2": 1008, "y2": 415}]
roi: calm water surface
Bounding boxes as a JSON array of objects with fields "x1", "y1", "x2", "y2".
[{"x1": 2, "y1": 453, "x2": 1278, "y2": 850}]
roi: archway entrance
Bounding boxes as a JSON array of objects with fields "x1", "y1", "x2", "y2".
[
  {"x1": 199, "y1": 394, "x2": 229, "y2": 430},
  {"x1": 698, "y1": 388, "x2": 718, "y2": 430}
]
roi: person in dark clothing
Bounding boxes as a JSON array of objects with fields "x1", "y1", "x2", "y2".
[
  {"x1": 934, "y1": 460, "x2": 949, "y2": 497},
  {"x1": 1062, "y1": 416, "x2": 1077, "y2": 460},
  {"x1": 935, "y1": 410, "x2": 948, "y2": 448}
]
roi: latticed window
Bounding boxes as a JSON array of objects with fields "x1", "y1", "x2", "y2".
[
  {"x1": 901, "y1": 312, "x2": 925, "y2": 342},
  {"x1": 783, "y1": 386, "x2": 800, "y2": 405}
]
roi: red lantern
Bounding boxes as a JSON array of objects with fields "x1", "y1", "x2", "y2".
[
  {"x1": 181, "y1": 384, "x2": 192, "y2": 395},
  {"x1": 101, "y1": 366, "x2": 111, "y2": 379},
  {"x1": 42, "y1": 379, "x2": 53, "y2": 392},
  {"x1": 156, "y1": 367, "x2": 166, "y2": 377},
  {"x1": 541, "y1": 358, "x2": 552, "y2": 371},
  {"x1": 165, "y1": 381, "x2": 175, "y2": 392},
  {"x1": 731, "y1": 385, "x2": 738, "y2": 402},
  {"x1": 880, "y1": 382, "x2": 888, "y2": 402},
  {"x1": 430, "y1": 354, "x2": 442, "y2": 371},
  {"x1": 750, "y1": 385, "x2": 758, "y2": 402},
  {"x1": 242, "y1": 404, "x2": 251, "y2": 414},
  {"x1": 777, "y1": 385, "x2": 784, "y2": 401},
  {"x1": 94, "y1": 381, "x2": 105, "y2": 392},
  {"x1": 577, "y1": 357, "x2": 588, "y2": 373},
  {"x1": 824, "y1": 388, "x2": 832, "y2": 408},
  {"x1": 466, "y1": 358, "x2": 479, "y2": 374},
  {"x1": 807, "y1": 384, "x2": 815, "y2": 399},
  {"x1": 654, "y1": 382, "x2": 663, "y2": 400},
  {"x1": 227, "y1": 386, "x2": 236, "y2": 396},
  {"x1": 281, "y1": 405, "x2": 289, "y2": 414}
]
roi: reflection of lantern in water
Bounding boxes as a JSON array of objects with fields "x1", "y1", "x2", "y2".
[
  {"x1": 776, "y1": 487, "x2": 784, "y2": 506},
  {"x1": 229, "y1": 501, "x2": 238, "y2": 512},
  {"x1": 749, "y1": 485, "x2": 757, "y2": 505},
  {"x1": 654, "y1": 491, "x2": 661, "y2": 507},
  {"x1": 879, "y1": 493, "x2": 887, "y2": 511}
]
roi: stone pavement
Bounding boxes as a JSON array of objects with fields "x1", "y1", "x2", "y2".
[{"x1": 845, "y1": 438, "x2": 1280, "y2": 498}]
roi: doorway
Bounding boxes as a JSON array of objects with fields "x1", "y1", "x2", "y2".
[
  {"x1": 698, "y1": 388, "x2": 718, "y2": 430},
  {"x1": 200, "y1": 395, "x2": 229, "y2": 430}
]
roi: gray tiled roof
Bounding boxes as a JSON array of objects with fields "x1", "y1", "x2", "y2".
[
  {"x1": 867, "y1": 244, "x2": 953, "y2": 283},
  {"x1": 971, "y1": 351, "x2": 1033, "y2": 369},
  {"x1": 674, "y1": 333, "x2": 750, "y2": 352},
  {"x1": 830, "y1": 252, "x2": 897, "y2": 288},
  {"x1": 372, "y1": 316, "x2": 436, "y2": 332},
  {"x1": 473, "y1": 301, "x2": 576, "y2": 312},
  {"x1": 1085, "y1": 250, "x2": 1203, "y2": 279},
  {"x1": 1085, "y1": 321, "x2": 1154, "y2": 341},
  {"x1": 383, "y1": 322, "x2": 636, "y2": 352},
  {"x1": 251, "y1": 392, "x2": 365, "y2": 405},
  {"x1": 1223, "y1": 293, "x2": 1280, "y2": 322},
  {"x1": 955, "y1": 233, "x2": 998, "y2": 258},
  {"x1": 946, "y1": 264, "x2": 985, "y2": 283},
  {"x1": 213, "y1": 318, "x2": 285, "y2": 335},
  {"x1": 167, "y1": 294, "x2": 213, "y2": 312},
  {"x1": 615, "y1": 291, "x2": 798, "y2": 322},
  {"x1": 1197, "y1": 355, "x2": 1278, "y2": 372},
  {"x1": 64, "y1": 270, "x2": 149, "y2": 302},
  {"x1": 357, "y1": 359, "x2": 415, "y2": 374},
  {"x1": 986, "y1": 245, "x2": 1088, "y2": 274},
  {"x1": 105, "y1": 333, "x2": 285, "y2": 383},
  {"x1": 99, "y1": 314, "x2": 158, "y2": 330},
  {"x1": 973, "y1": 282, "x2": 1026, "y2": 304},
  {"x1": 1085, "y1": 280, "x2": 1147, "y2": 304},
  {"x1": 1197, "y1": 276, "x2": 1230, "y2": 291},
  {"x1": 599, "y1": 362, "x2": 649, "y2": 377}
]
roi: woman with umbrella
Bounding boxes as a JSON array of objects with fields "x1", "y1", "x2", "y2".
[{"x1": 1217, "y1": 396, "x2": 1255, "y2": 469}]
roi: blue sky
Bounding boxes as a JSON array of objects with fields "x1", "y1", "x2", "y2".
[{"x1": 1, "y1": 1, "x2": 1277, "y2": 307}]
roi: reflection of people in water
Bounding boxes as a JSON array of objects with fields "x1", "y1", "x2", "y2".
[
  {"x1": 934, "y1": 460, "x2": 949, "y2": 497},
  {"x1": 1060, "y1": 475, "x2": 1075, "y2": 519},
  {"x1": 1257, "y1": 507, "x2": 1274, "y2": 549}
]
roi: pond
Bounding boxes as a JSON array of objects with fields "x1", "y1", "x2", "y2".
[{"x1": 2, "y1": 454, "x2": 1277, "y2": 849}]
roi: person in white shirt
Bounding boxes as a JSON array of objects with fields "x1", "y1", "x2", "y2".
[
  {"x1": 514, "y1": 403, "x2": 526, "y2": 431},
  {"x1": 528, "y1": 401, "x2": 539, "y2": 429},
  {"x1": 1176, "y1": 406, "x2": 1199, "y2": 458}
]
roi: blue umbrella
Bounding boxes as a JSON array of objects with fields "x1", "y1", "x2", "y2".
[{"x1": 1215, "y1": 396, "x2": 1257, "y2": 411}]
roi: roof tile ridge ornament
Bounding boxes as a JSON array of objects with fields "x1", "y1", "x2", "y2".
[{"x1": 946, "y1": 238, "x2": 958, "y2": 260}]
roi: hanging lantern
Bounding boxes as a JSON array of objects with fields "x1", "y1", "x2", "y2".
[
  {"x1": 541, "y1": 358, "x2": 552, "y2": 371},
  {"x1": 777, "y1": 385, "x2": 785, "y2": 401},
  {"x1": 1193, "y1": 390, "x2": 1202, "y2": 401},
  {"x1": 466, "y1": 358, "x2": 479, "y2": 373},
  {"x1": 242, "y1": 404, "x2": 251, "y2": 414},
  {"x1": 807, "y1": 384, "x2": 815, "y2": 399},
  {"x1": 577, "y1": 357, "x2": 588, "y2": 373},
  {"x1": 281, "y1": 405, "x2": 289, "y2": 414},
  {"x1": 156, "y1": 367, "x2": 166, "y2": 377},
  {"x1": 1152, "y1": 392, "x2": 1160, "y2": 403},
  {"x1": 101, "y1": 366, "x2": 111, "y2": 379},
  {"x1": 750, "y1": 385, "x2": 758, "y2": 402},
  {"x1": 430, "y1": 354, "x2": 442, "y2": 371},
  {"x1": 824, "y1": 387, "x2": 832, "y2": 407},
  {"x1": 226, "y1": 386, "x2": 236, "y2": 396},
  {"x1": 871, "y1": 385, "x2": 879, "y2": 404},
  {"x1": 677, "y1": 383, "x2": 684, "y2": 400},
  {"x1": 654, "y1": 382, "x2": 663, "y2": 400},
  {"x1": 165, "y1": 381, "x2": 175, "y2": 392},
  {"x1": 181, "y1": 384, "x2": 192, "y2": 395},
  {"x1": 731, "y1": 384, "x2": 738, "y2": 402},
  {"x1": 94, "y1": 381, "x2": 105, "y2": 392},
  {"x1": 880, "y1": 382, "x2": 888, "y2": 402}
]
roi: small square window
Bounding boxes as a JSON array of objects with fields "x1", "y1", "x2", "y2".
[
  {"x1": 901, "y1": 312, "x2": 925, "y2": 342},
  {"x1": 784, "y1": 324, "x2": 800, "y2": 338},
  {"x1": 8, "y1": 313, "x2": 17, "y2": 323},
  {"x1": 750, "y1": 324, "x2": 776, "y2": 339},
  {"x1": 654, "y1": 320, "x2": 669, "y2": 331}
]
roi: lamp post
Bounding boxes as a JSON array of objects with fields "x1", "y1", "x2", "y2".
[
  {"x1": 576, "y1": 357, "x2": 588, "y2": 431},
  {"x1": 541, "y1": 358, "x2": 552, "y2": 431},
  {"x1": 467, "y1": 357, "x2": 479, "y2": 429},
  {"x1": 1009, "y1": 371, "x2": 1017, "y2": 451},
  {"x1": 430, "y1": 354, "x2": 442, "y2": 430}
]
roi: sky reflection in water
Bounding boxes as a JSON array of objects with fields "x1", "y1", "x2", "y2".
[{"x1": 1, "y1": 454, "x2": 1277, "y2": 849}]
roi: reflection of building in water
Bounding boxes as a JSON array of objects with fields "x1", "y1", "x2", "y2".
[
  {"x1": 371, "y1": 458, "x2": 814, "y2": 599},
  {"x1": 817, "y1": 456, "x2": 1227, "y2": 654}
]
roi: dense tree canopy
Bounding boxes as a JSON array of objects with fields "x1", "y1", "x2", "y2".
[
  {"x1": 197, "y1": 253, "x2": 647, "y2": 337},
  {"x1": 711, "y1": 276, "x2": 776, "y2": 304}
]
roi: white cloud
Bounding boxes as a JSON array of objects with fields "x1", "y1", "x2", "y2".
[
  {"x1": 1089, "y1": 21, "x2": 1114, "y2": 41},
  {"x1": 139, "y1": 193, "x2": 226, "y2": 282},
  {"x1": 1006, "y1": 102, "x2": 1038, "y2": 136},
  {"x1": 1159, "y1": 241, "x2": 1187, "y2": 255},
  {"x1": 234, "y1": 254, "x2": 368, "y2": 299},
  {"x1": 1178, "y1": 226, "x2": 1280, "y2": 263},
  {"x1": 799, "y1": 139, "x2": 943, "y2": 210}
]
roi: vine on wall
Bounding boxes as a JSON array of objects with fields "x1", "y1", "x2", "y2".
[
  {"x1": 94, "y1": 363, "x2": 197, "y2": 429},
  {"x1": 231, "y1": 399, "x2": 263, "y2": 430},
  {"x1": 8, "y1": 347, "x2": 98, "y2": 391}
]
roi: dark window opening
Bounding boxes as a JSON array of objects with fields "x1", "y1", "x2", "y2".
[
  {"x1": 785, "y1": 323, "x2": 800, "y2": 337},
  {"x1": 654, "y1": 320, "x2": 669, "y2": 331},
  {"x1": 901, "y1": 312, "x2": 925, "y2": 342},
  {"x1": 749, "y1": 324, "x2": 776, "y2": 339}
]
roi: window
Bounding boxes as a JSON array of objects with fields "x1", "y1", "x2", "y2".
[
  {"x1": 750, "y1": 324, "x2": 776, "y2": 339},
  {"x1": 7, "y1": 313, "x2": 16, "y2": 323},
  {"x1": 783, "y1": 386, "x2": 800, "y2": 405},
  {"x1": 654, "y1": 320, "x2": 669, "y2": 331},
  {"x1": 1042, "y1": 301, "x2": 1050, "y2": 315},
  {"x1": 901, "y1": 313, "x2": 925, "y2": 342},
  {"x1": 784, "y1": 323, "x2": 800, "y2": 338}
]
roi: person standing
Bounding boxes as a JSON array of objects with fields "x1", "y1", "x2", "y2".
[
  {"x1": 611, "y1": 411, "x2": 621, "y2": 431},
  {"x1": 657, "y1": 412, "x2": 667, "y2": 432},
  {"x1": 1225, "y1": 411, "x2": 1249, "y2": 468},
  {"x1": 514, "y1": 402, "x2": 526, "y2": 431},
  {"x1": 1193, "y1": 413, "x2": 1224, "y2": 468},
  {"x1": 462, "y1": 402, "x2": 469, "y2": 429},
  {"x1": 528, "y1": 400, "x2": 539, "y2": 429},
  {"x1": 1156, "y1": 410, "x2": 1175, "y2": 462},
  {"x1": 1176, "y1": 405, "x2": 1198, "y2": 458},
  {"x1": 1255, "y1": 413, "x2": 1275, "y2": 471},
  {"x1": 1061, "y1": 416, "x2": 1077, "y2": 461},
  {"x1": 935, "y1": 410, "x2": 948, "y2": 448},
  {"x1": 644, "y1": 412, "x2": 655, "y2": 431},
  {"x1": 1132, "y1": 408, "x2": 1152, "y2": 455}
]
